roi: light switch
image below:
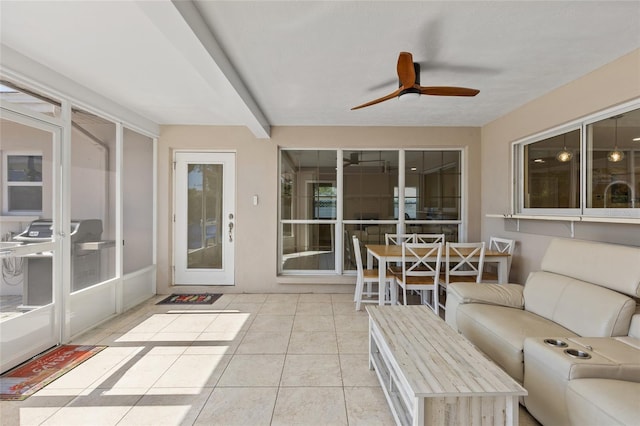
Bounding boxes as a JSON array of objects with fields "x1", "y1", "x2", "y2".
[{"x1": 252, "y1": 195, "x2": 259, "y2": 206}]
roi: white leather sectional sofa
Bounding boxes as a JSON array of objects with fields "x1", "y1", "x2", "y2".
[{"x1": 445, "y1": 238, "x2": 640, "y2": 426}]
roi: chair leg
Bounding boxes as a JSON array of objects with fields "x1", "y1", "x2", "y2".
[
  {"x1": 433, "y1": 288, "x2": 439, "y2": 316},
  {"x1": 378, "y1": 281, "x2": 386, "y2": 305},
  {"x1": 354, "y1": 277, "x2": 364, "y2": 311}
]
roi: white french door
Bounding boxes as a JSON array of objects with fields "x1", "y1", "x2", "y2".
[{"x1": 174, "y1": 152, "x2": 235, "y2": 285}]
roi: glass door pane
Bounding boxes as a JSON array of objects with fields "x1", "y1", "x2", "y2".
[
  {"x1": 175, "y1": 152, "x2": 235, "y2": 285},
  {"x1": 187, "y1": 163, "x2": 223, "y2": 269}
]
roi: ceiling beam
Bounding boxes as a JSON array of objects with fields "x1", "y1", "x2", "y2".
[{"x1": 137, "y1": 0, "x2": 270, "y2": 139}]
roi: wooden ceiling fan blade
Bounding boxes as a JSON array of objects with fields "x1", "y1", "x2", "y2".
[
  {"x1": 397, "y1": 52, "x2": 416, "y2": 88},
  {"x1": 419, "y1": 86, "x2": 480, "y2": 96},
  {"x1": 351, "y1": 88, "x2": 403, "y2": 110}
]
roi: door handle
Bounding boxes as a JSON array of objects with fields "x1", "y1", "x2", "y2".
[{"x1": 228, "y1": 222, "x2": 234, "y2": 242}]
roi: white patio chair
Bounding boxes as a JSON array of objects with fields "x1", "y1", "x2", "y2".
[
  {"x1": 395, "y1": 242, "x2": 443, "y2": 315},
  {"x1": 415, "y1": 233, "x2": 445, "y2": 244},
  {"x1": 443, "y1": 242, "x2": 486, "y2": 286},
  {"x1": 482, "y1": 237, "x2": 515, "y2": 282},
  {"x1": 384, "y1": 233, "x2": 417, "y2": 245},
  {"x1": 352, "y1": 235, "x2": 395, "y2": 311}
]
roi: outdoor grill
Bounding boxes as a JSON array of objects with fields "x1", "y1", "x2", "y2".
[{"x1": 14, "y1": 219, "x2": 104, "y2": 305}]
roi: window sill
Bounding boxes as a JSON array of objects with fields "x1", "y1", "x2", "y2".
[
  {"x1": 487, "y1": 213, "x2": 640, "y2": 237},
  {"x1": 277, "y1": 275, "x2": 355, "y2": 285}
]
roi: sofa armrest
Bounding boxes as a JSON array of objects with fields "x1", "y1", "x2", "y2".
[
  {"x1": 445, "y1": 283, "x2": 524, "y2": 330},
  {"x1": 448, "y1": 283, "x2": 525, "y2": 307}
]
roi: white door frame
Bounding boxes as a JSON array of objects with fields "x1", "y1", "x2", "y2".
[
  {"x1": 0, "y1": 108, "x2": 62, "y2": 373},
  {"x1": 173, "y1": 151, "x2": 235, "y2": 285}
]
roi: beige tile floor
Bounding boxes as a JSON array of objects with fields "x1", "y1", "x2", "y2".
[{"x1": 1, "y1": 293, "x2": 540, "y2": 425}]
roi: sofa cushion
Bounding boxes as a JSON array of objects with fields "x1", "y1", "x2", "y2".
[
  {"x1": 541, "y1": 238, "x2": 640, "y2": 297},
  {"x1": 524, "y1": 271, "x2": 636, "y2": 337},
  {"x1": 456, "y1": 304, "x2": 577, "y2": 382},
  {"x1": 566, "y1": 379, "x2": 640, "y2": 426}
]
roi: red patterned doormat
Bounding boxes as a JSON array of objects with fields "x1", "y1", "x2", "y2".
[
  {"x1": 156, "y1": 293, "x2": 222, "y2": 305},
  {"x1": 0, "y1": 345, "x2": 106, "y2": 400}
]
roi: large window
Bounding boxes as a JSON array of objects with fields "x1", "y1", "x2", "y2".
[
  {"x1": 515, "y1": 103, "x2": 639, "y2": 218},
  {"x1": 404, "y1": 150, "x2": 462, "y2": 242},
  {"x1": 343, "y1": 150, "x2": 398, "y2": 222},
  {"x1": 522, "y1": 129, "x2": 581, "y2": 211},
  {"x1": 280, "y1": 149, "x2": 464, "y2": 275},
  {"x1": 3, "y1": 153, "x2": 43, "y2": 213},
  {"x1": 280, "y1": 150, "x2": 337, "y2": 272},
  {"x1": 587, "y1": 111, "x2": 639, "y2": 211}
]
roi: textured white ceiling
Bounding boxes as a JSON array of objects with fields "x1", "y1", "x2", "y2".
[{"x1": 1, "y1": 1, "x2": 639, "y2": 138}]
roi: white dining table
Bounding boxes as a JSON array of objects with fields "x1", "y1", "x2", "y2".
[{"x1": 365, "y1": 244, "x2": 511, "y2": 305}]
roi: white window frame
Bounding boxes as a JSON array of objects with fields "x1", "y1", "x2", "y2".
[
  {"x1": 513, "y1": 123, "x2": 582, "y2": 217},
  {"x1": 278, "y1": 148, "x2": 467, "y2": 276},
  {"x1": 2, "y1": 150, "x2": 44, "y2": 215},
  {"x1": 512, "y1": 99, "x2": 640, "y2": 220},
  {"x1": 582, "y1": 103, "x2": 639, "y2": 218}
]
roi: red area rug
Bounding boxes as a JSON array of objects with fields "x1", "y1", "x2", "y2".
[
  {"x1": 156, "y1": 293, "x2": 222, "y2": 305},
  {"x1": 0, "y1": 345, "x2": 106, "y2": 401}
]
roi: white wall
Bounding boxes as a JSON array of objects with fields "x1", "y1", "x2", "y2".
[
  {"x1": 481, "y1": 48, "x2": 640, "y2": 284},
  {"x1": 157, "y1": 125, "x2": 481, "y2": 294}
]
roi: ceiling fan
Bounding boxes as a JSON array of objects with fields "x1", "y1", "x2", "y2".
[
  {"x1": 351, "y1": 51, "x2": 480, "y2": 110},
  {"x1": 343, "y1": 152, "x2": 385, "y2": 167}
]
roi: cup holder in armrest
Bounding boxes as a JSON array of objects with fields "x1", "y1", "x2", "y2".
[
  {"x1": 564, "y1": 348, "x2": 591, "y2": 359},
  {"x1": 544, "y1": 338, "x2": 568, "y2": 347}
]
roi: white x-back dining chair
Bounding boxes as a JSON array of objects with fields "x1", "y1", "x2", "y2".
[
  {"x1": 415, "y1": 233, "x2": 445, "y2": 244},
  {"x1": 352, "y1": 235, "x2": 395, "y2": 311},
  {"x1": 482, "y1": 236, "x2": 515, "y2": 282},
  {"x1": 444, "y1": 242, "x2": 486, "y2": 286},
  {"x1": 396, "y1": 242, "x2": 443, "y2": 315},
  {"x1": 384, "y1": 233, "x2": 416, "y2": 245},
  {"x1": 385, "y1": 233, "x2": 417, "y2": 274}
]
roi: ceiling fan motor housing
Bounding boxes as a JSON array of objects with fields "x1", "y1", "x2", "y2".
[{"x1": 399, "y1": 63, "x2": 421, "y2": 97}]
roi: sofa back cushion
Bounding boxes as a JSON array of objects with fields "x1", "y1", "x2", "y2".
[
  {"x1": 541, "y1": 238, "x2": 640, "y2": 297},
  {"x1": 524, "y1": 271, "x2": 636, "y2": 337}
]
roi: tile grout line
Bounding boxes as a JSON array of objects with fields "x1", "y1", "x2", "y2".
[
  {"x1": 269, "y1": 296, "x2": 297, "y2": 425},
  {"x1": 334, "y1": 298, "x2": 352, "y2": 425}
]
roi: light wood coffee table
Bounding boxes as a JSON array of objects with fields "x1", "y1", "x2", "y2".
[{"x1": 367, "y1": 305, "x2": 527, "y2": 426}]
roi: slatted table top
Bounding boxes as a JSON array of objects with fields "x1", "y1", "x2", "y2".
[{"x1": 366, "y1": 305, "x2": 527, "y2": 398}]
